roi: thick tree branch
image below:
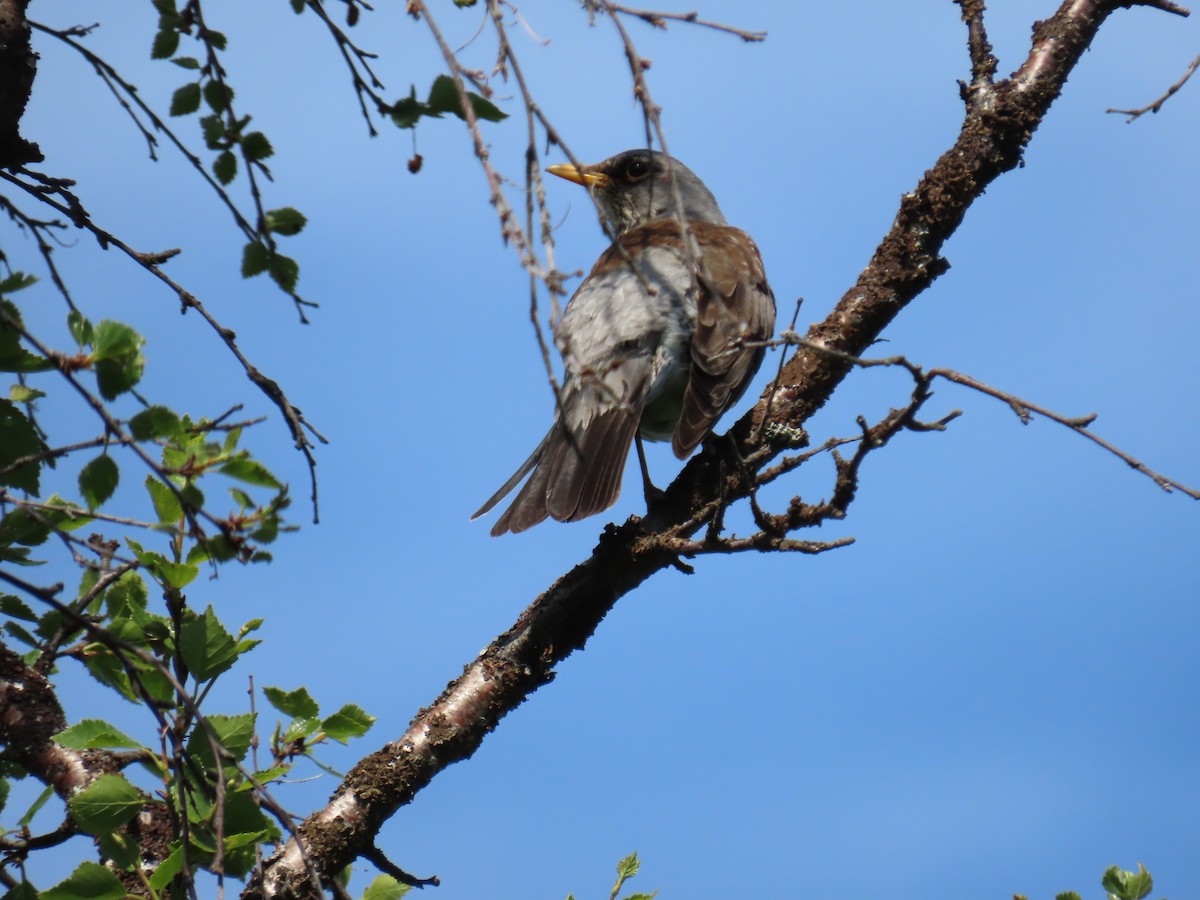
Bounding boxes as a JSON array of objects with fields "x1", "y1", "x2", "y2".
[
  {"x1": 245, "y1": 2, "x2": 1192, "y2": 896},
  {"x1": 0, "y1": 0, "x2": 42, "y2": 167}
]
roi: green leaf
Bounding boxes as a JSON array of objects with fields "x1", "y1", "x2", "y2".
[
  {"x1": 170, "y1": 82, "x2": 202, "y2": 116},
  {"x1": 1102, "y1": 864, "x2": 1154, "y2": 900},
  {"x1": 214, "y1": 791, "x2": 278, "y2": 877},
  {"x1": 0, "y1": 300, "x2": 52, "y2": 373},
  {"x1": 200, "y1": 113, "x2": 226, "y2": 148},
  {"x1": 9, "y1": 384, "x2": 45, "y2": 403},
  {"x1": 291, "y1": 0, "x2": 306, "y2": 11},
  {"x1": 389, "y1": 87, "x2": 422, "y2": 129},
  {"x1": 616, "y1": 852, "x2": 640, "y2": 880},
  {"x1": 0, "y1": 593, "x2": 37, "y2": 621},
  {"x1": 321, "y1": 704, "x2": 375, "y2": 743},
  {"x1": 268, "y1": 253, "x2": 300, "y2": 293},
  {"x1": 152, "y1": 0, "x2": 178, "y2": 16},
  {"x1": 180, "y1": 605, "x2": 239, "y2": 681},
  {"x1": 282, "y1": 715, "x2": 321, "y2": 743},
  {"x1": 129, "y1": 405, "x2": 181, "y2": 440},
  {"x1": 245, "y1": 763, "x2": 292, "y2": 785},
  {"x1": 203, "y1": 80, "x2": 234, "y2": 113},
  {"x1": 148, "y1": 844, "x2": 185, "y2": 892},
  {"x1": 54, "y1": 719, "x2": 141, "y2": 750},
  {"x1": 263, "y1": 685, "x2": 319, "y2": 719},
  {"x1": 95, "y1": 356, "x2": 144, "y2": 399},
  {"x1": 0, "y1": 400, "x2": 44, "y2": 493},
  {"x1": 362, "y1": 875, "x2": 413, "y2": 899},
  {"x1": 79, "y1": 454, "x2": 119, "y2": 509},
  {"x1": 0, "y1": 544, "x2": 40, "y2": 566},
  {"x1": 187, "y1": 713, "x2": 256, "y2": 769},
  {"x1": 0, "y1": 508, "x2": 50, "y2": 547},
  {"x1": 0, "y1": 777, "x2": 9, "y2": 817},
  {"x1": 425, "y1": 74, "x2": 506, "y2": 123},
  {"x1": 2, "y1": 881, "x2": 41, "y2": 900},
  {"x1": 425, "y1": 75, "x2": 458, "y2": 116},
  {"x1": 41, "y1": 496, "x2": 92, "y2": 533},
  {"x1": 18, "y1": 784, "x2": 53, "y2": 826},
  {"x1": 67, "y1": 309, "x2": 93, "y2": 347},
  {"x1": 214, "y1": 149, "x2": 238, "y2": 185},
  {"x1": 90, "y1": 320, "x2": 144, "y2": 399},
  {"x1": 68, "y1": 774, "x2": 144, "y2": 834},
  {"x1": 4, "y1": 619, "x2": 39, "y2": 647},
  {"x1": 151, "y1": 28, "x2": 180, "y2": 59},
  {"x1": 219, "y1": 455, "x2": 283, "y2": 488},
  {"x1": 105, "y1": 570, "x2": 149, "y2": 612},
  {"x1": 241, "y1": 241, "x2": 270, "y2": 278},
  {"x1": 91, "y1": 320, "x2": 142, "y2": 361},
  {"x1": 186, "y1": 533, "x2": 237, "y2": 564},
  {"x1": 128, "y1": 542, "x2": 198, "y2": 589},
  {"x1": 468, "y1": 91, "x2": 507, "y2": 123},
  {"x1": 1055, "y1": 892, "x2": 1084, "y2": 900},
  {"x1": 172, "y1": 55, "x2": 202, "y2": 70},
  {"x1": 205, "y1": 29, "x2": 228, "y2": 51},
  {"x1": 266, "y1": 206, "x2": 306, "y2": 236},
  {"x1": 0, "y1": 272, "x2": 36, "y2": 295},
  {"x1": 97, "y1": 830, "x2": 140, "y2": 871},
  {"x1": 242, "y1": 131, "x2": 274, "y2": 161},
  {"x1": 81, "y1": 649, "x2": 138, "y2": 703},
  {"x1": 40, "y1": 861, "x2": 127, "y2": 900},
  {"x1": 145, "y1": 476, "x2": 182, "y2": 523}
]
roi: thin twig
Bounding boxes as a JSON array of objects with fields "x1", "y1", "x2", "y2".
[
  {"x1": 930, "y1": 367, "x2": 1200, "y2": 498},
  {"x1": 1107, "y1": 51, "x2": 1200, "y2": 120},
  {"x1": 598, "y1": 2, "x2": 765, "y2": 42}
]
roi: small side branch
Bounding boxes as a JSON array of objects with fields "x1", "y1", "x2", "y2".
[
  {"x1": 1107, "y1": 51, "x2": 1200, "y2": 120},
  {"x1": 930, "y1": 367, "x2": 1200, "y2": 499},
  {"x1": 598, "y1": 3, "x2": 766, "y2": 42},
  {"x1": 955, "y1": 0, "x2": 998, "y2": 88}
]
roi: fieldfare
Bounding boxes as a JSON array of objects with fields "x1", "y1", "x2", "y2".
[{"x1": 473, "y1": 149, "x2": 776, "y2": 536}]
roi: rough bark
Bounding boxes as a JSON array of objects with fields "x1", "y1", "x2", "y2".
[{"x1": 0, "y1": 0, "x2": 42, "y2": 168}]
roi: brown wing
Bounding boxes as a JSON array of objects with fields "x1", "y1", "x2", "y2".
[{"x1": 672, "y1": 223, "x2": 776, "y2": 458}]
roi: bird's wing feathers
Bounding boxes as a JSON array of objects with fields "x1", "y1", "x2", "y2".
[{"x1": 673, "y1": 223, "x2": 776, "y2": 458}]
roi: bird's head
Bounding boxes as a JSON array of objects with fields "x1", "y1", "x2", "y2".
[{"x1": 547, "y1": 149, "x2": 727, "y2": 235}]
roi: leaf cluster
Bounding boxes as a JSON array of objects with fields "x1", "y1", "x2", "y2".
[{"x1": 1016, "y1": 863, "x2": 1165, "y2": 900}]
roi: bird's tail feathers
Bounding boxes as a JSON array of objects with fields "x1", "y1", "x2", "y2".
[{"x1": 471, "y1": 431, "x2": 551, "y2": 521}]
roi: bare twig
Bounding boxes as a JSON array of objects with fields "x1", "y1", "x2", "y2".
[
  {"x1": 930, "y1": 367, "x2": 1200, "y2": 498},
  {"x1": 591, "y1": 2, "x2": 766, "y2": 42},
  {"x1": 1107, "y1": 51, "x2": 1200, "y2": 120},
  {"x1": 302, "y1": 0, "x2": 390, "y2": 135}
]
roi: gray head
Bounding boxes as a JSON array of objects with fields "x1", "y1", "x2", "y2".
[{"x1": 546, "y1": 149, "x2": 727, "y2": 235}]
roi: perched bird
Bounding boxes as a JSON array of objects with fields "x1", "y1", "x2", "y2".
[{"x1": 473, "y1": 149, "x2": 776, "y2": 536}]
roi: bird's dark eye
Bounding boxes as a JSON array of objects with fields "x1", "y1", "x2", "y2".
[{"x1": 624, "y1": 158, "x2": 650, "y2": 181}]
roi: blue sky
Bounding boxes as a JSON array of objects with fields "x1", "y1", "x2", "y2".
[{"x1": 8, "y1": 2, "x2": 1199, "y2": 898}]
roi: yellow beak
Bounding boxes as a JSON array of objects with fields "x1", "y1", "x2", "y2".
[{"x1": 546, "y1": 163, "x2": 609, "y2": 188}]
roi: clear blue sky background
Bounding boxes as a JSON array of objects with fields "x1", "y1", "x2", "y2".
[{"x1": 9, "y1": 2, "x2": 1199, "y2": 898}]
